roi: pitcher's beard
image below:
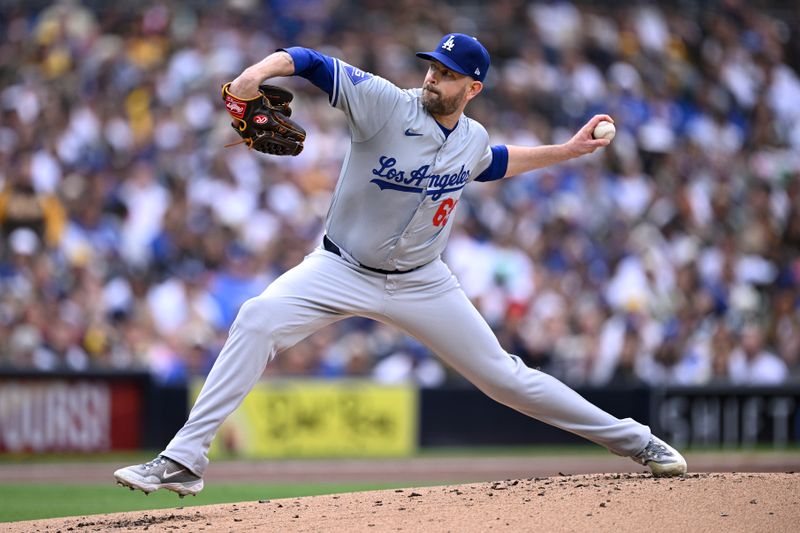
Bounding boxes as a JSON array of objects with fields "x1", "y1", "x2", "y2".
[{"x1": 421, "y1": 85, "x2": 465, "y2": 116}]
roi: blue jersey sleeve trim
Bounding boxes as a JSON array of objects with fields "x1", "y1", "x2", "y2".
[
  {"x1": 331, "y1": 58, "x2": 340, "y2": 107},
  {"x1": 474, "y1": 145, "x2": 509, "y2": 182},
  {"x1": 280, "y1": 47, "x2": 336, "y2": 101}
]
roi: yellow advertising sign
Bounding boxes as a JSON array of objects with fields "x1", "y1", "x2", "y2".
[{"x1": 192, "y1": 379, "x2": 418, "y2": 458}]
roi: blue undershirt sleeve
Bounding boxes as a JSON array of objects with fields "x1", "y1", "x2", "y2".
[
  {"x1": 279, "y1": 47, "x2": 336, "y2": 100},
  {"x1": 474, "y1": 145, "x2": 509, "y2": 182}
]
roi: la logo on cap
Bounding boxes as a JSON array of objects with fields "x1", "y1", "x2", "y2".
[{"x1": 442, "y1": 35, "x2": 455, "y2": 51}]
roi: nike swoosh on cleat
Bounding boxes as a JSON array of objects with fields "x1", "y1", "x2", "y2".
[
  {"x1": 162, "y1": 468, "x2": 186, "y2": 479},
  {"x1": 404, "y1": 128, "x2": 423, "y2": 136}
]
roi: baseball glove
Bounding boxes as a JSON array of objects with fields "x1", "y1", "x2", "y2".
[{"x1": 222, "y1": 82, "x2": 306, "y2": 156}]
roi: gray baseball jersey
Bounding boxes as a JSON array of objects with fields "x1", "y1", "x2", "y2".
[
  {"x1": 324, "y1": 59, "x2": 492, "y2": 270},
  {"x1": 158, "y1": 48, "x2": 652, "y2": 478}
]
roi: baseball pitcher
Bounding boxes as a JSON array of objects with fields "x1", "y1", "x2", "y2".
[{"x1": 115, "y1": 34, "x2": 687, "y2": 497}]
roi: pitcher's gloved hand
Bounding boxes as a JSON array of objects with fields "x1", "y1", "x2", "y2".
[{"x1": 222, "y1": 83, "x2": 306, "y2": 156}]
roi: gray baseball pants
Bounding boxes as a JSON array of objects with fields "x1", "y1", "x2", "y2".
[{"x1": 163, "y1": 249, "x2": 650, "y2": 476}]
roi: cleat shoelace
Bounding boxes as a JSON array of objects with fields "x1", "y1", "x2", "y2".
[
  {"x1": 638, "y1": 441, "x2": 672, "y2": 463},
  {"x1": 143, "y1": 457, "x2": 167, "y2": 471}
]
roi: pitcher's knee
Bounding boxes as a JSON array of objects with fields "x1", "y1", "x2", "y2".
[
  {"x1": 483, "y1": 378, "x2": 528, "y2": 406},
  {"x1": 233, "y1": 296, "x2": 281, "y2": 334},
  {"x1": 479, "y1": 360, "x2": 547, "y2": 407}
]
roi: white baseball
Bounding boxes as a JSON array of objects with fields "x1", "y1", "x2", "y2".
[{"x1": 592, "y1": 120, "x2": 616, "y2": 141}]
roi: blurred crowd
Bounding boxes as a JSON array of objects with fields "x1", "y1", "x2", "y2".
[{"x1": 1, "y1": 0, "x2": 799, "y2": 387}]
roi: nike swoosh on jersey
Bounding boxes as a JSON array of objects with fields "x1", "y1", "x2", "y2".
[
  {"x1": 404, "y1": 128, "x2": 423, "y2": 136},
  {"x1": 162, "y1": 468, "x2": 186, "y2": 479}
]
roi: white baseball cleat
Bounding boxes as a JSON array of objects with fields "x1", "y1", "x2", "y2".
[
  {"x1": 631, "y1": 435, "x2": 688, "y2": 477},
  {"x1": 114, "y1": 456, "x2": 204, "y2": 497}
]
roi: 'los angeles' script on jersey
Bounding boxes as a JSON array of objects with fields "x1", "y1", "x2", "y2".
[{"x1": 370, "y1": 156, "x2": 470, "y2": 201}]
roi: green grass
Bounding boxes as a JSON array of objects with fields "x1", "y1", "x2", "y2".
[{"x1": 0, "y1": 482, "x2": 418, "y2": 523}]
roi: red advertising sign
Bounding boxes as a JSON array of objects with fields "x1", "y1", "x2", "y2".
[{"x1": 0, "y1": 378, "x2": 143, "y2": 452}]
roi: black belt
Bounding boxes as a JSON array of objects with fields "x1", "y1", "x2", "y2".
[{"x1": 322, "y1": 235, "x2": 425, "y2": 275}]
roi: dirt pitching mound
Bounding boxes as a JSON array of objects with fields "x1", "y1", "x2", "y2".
[{"x1": 8, "y1": 472, "x2": 800, "y2": 532}]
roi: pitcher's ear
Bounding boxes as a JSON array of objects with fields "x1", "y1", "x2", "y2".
[{"x1": 468, "y1": 80, "x2": 484, "y2": 100}]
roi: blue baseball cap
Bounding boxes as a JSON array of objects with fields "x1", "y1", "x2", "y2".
[{"x1": 416, "y1": 33, "x2": 490, "y2": 82}]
